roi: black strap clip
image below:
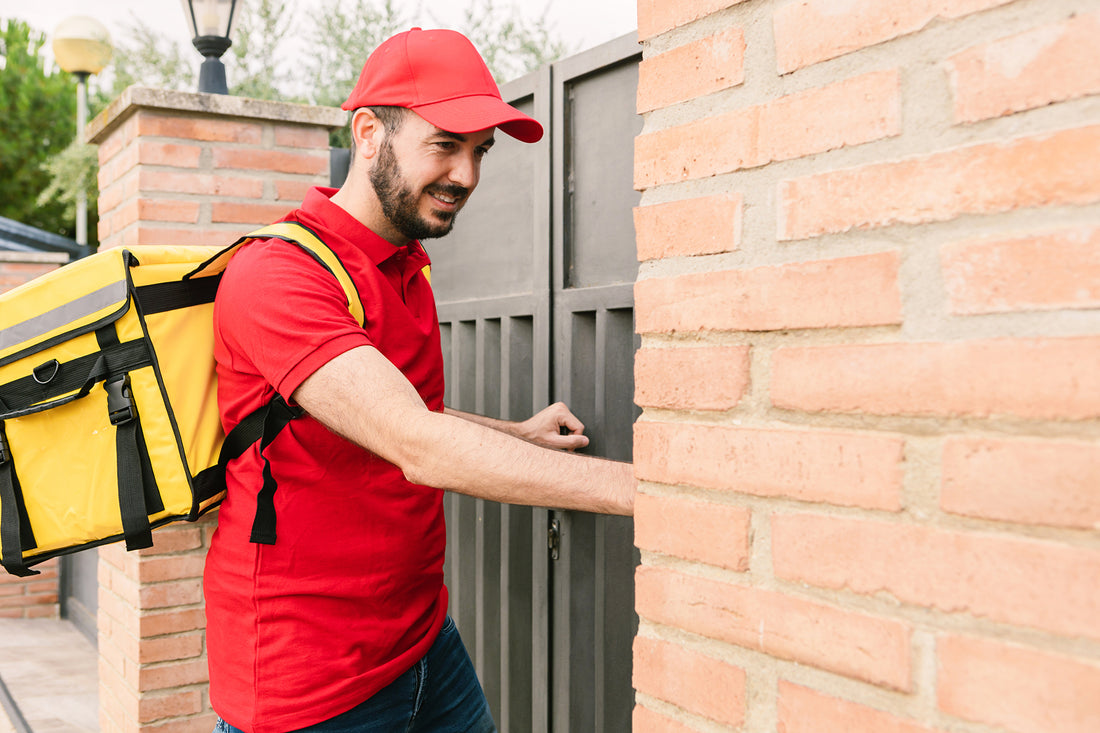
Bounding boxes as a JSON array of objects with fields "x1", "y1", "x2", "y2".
[
  {"x1": 105, "y1": 375, "x2": 137, "y2": 426},
  {"x1": 0, "y1": 423, "x2": 10, "y2": 465}
]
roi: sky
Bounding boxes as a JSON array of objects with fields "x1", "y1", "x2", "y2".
[{"x1": 2, "y1": 0, "x2": 637, "y2": 67}]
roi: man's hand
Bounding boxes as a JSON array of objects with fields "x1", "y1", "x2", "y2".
[{"x1": 517, "y1": 402, "x2": 590, "y2": 451}]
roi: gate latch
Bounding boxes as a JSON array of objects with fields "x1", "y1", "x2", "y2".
[{"x1": 548, "y1": 517, "x2": 561, "y2": 561}]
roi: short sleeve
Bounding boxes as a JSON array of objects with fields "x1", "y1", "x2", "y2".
[{"x1": 214, "y1": 238, "x2": 372, "y2": 400}]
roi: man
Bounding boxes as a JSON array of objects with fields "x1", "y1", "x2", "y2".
[{"x1": 204, "y1": 28, "x2": 634, "y2": 733}]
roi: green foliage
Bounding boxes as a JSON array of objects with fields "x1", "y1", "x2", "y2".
[
  {"x1": 36, "y1": 140, "x2": 98, "y2": 218},
  {"x1": 227, "y1": 0, "x2": 303, "y2": 102},
  {"x1": 454, "y1": 0, "x2": 572, "y2": 84},
  {"x1": 97, "y1": 14, "x2": 194, "y2": 107},
  {"x1": 0, "y1": 18, "x2": 81, "y2": 239},
  {"x1": 304, "y1": 0, "x2": 412, "y2": 109}
]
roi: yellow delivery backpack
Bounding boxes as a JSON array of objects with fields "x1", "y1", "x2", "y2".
[{"x1": 0, "y1": 222, "x2": 364, "y2": 576}]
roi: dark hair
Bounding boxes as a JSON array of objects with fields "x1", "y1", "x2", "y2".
[
  {"x1": 368, "y1": 105, "x2": 409, "y2": 134},
  {"x1": 348, "y1": 106, "x2": 409, "y2": 161}
]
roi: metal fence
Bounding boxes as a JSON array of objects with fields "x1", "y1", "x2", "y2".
[{"x1": 429, "y1": 33, "x2": 642, "y2": 733}]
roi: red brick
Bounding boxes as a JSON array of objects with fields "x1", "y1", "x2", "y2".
[
  {"x1": 211, "y1": 201, "x2": 293, "y2": 225},
  {"x1": 779, "y1": 125, "x2": 1100, "y2": 240},
  {"x1": 773, "y1": 0, "x2": 1015, "y2": 73},
  {"x1": 635, "y1": 422, "x2": 904, "y2": 510},
  {"x1": 137, "y1": 113, "x2": 263, "y2": 144},
  {"x1": 138, "y1": 689, "x2": 203, "y2": 724},
  {"x1": 138, "y1": 633, "x2": 204, "y2": 664},
  {"x1": 634, "y1": 346, "x2": 750, "y2": 410},
  {"x1": 638, "y1": 0, "x2": 749, "y2": 39},
  {"x1": 638, "y1": 27, "x2": 746, "y2": 112},
  {"x1": 138, "y1": 555, "x2": 207, "y2": 584},
  {"x1": 139, "y1": 609, "x2": 207, "y2": 639},
  {"x1": 137, "y1": 141, "x2": 202, "y2": 169},
  {"x1": 636, "y1": 566, "x2": 912, "y2": 690},
  {"x1": 771, "y1": 337, "x2": 1100, "y2": 420},
  {"x1": 633, "y1": 636, "x2": 746, "y2": 727},
  {"x1": 636, "y1": 70, "x2": 900, "y2": 187},
  {"x1": 213, "y1": 148, "x2": 329, "y2": 176},
  {"x1": 635, "y1": 252, "x2": 901, "y2": 333},
  {"x1": 136, "y1": 200, "x2": 201, "y2": 225},
  {"x1": 940, "y1": 224, "x2": 1100, "y2": 314},
  {"x1": 275, "y1": 179, "x2": 315, "y2": 202},
  {"x1": 635, "y1": 493, "x2": 750, "y2": 571},
  {"x1": 634, "y1": 193, "x2": 742, "y2": 260},
  {"x1": 137, "y1": 659, "x2": 209, "y2": 692},
  {"x1": 948, "y1": 11, "x2": 1100, "y2": 123},
  {"x1": 772, "y1": 513, "x2": 1100, "y2": 640},
  {"x1": 134, "y1": 227, "x2": 239, "y2": 248},
  {"x1": 140, "y1": 712, "x2": 219, "y2": 733},
  {"x1": 139, "y1": 579, "x2": 204, "y2": 610},
  {"x1": 138, "y1": 169, "x2": 264, "y2": 199},
  {"x1": 146, "y1": 526, "x2": 206, "y2": 555},
  {"x1": 938, "y1": 634, "x2": 1100, "y2": 733},
  {"x1": 941, "y1": 436, "x2": 1100, "y2": 530},
  {"x1": 632, "y1": 705, "x2": 697, "y2": 733},
  {"x1": 778, "y1": 681, "x2": 942, "y2": 733},
  {"x1": 275, "y1": 124, "x2": 333, "y2": 149}
]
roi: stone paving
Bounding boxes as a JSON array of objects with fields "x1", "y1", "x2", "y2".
[{"x1": 0, "y1": 619, "x2": 98, "y2": 732}]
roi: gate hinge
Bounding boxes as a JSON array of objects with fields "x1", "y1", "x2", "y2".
[{"x1": 548, "y1": 517, "x2": 561, "y2": 561}]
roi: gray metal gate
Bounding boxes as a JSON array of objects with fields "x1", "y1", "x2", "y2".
[{"x1": 429, "y1": 34, "x2": 641, "y2": 733}]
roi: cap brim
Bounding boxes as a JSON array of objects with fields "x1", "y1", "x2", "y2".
[{"x1": 412, "y1": 94, "x2": 544, "y2": 143}]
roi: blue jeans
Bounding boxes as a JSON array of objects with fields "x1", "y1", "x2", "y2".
[{"x1": 214, "y1": 616, "x2": 496, "y2": 733}]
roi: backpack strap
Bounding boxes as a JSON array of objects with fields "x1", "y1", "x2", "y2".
[
  {"x1": 0, "y1": 421, "x2": 36, "y2": 577},
  {"x1": 218, "y1": 221, "x2": 365, "y2": 546}
]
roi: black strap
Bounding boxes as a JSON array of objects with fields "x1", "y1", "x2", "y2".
[
  {"x1": 0, "y1": 339, "x2": 150, "y2": 421},
  {"x1": 135, "y1": 275, "x2": 221, "y2": 316},
  {"x1": 0, "y1": 423, "x2": 37, "y2": 577},
  {"x1": 98, "y1": 325, "x2": 155, "y2": 554},
  {"x1": 248, "y1": 396, "x2": 303, "y2": 545}
]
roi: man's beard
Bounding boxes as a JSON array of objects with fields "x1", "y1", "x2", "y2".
[{"x1": 369, "y1": 137, "x2": 468, "y2": 241}]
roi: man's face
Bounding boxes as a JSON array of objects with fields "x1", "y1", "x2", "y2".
[{"x1": 368, "y1": 112, "x2": 495, "y2": 243}]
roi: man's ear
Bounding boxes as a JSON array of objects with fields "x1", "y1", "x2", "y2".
[{"x1": 351, "y1": 108, "x2": 385, "y2": 161}]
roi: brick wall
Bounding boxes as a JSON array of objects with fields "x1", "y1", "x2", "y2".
[
  {"x1": 87, "y1": 87, "x2": 345, "y2": 733},
  {"x1": 631, "y1": 1, "x2": 1100, "y2": 732}
]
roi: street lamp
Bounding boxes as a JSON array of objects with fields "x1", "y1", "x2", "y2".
[
  {"x1": 53, "y1": 16, "x2": 112, "y2": 249},
  {"x1": 181, "y1": 0, "x2": 238, "y2": 94}
]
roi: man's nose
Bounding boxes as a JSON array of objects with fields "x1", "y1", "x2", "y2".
[{"x1": 448, "y1": 151, "x2": 480, "y2": 190}]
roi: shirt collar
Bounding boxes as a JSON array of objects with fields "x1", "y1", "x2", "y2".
[{"x1": 297, "y1": 187, "x2": 431, "y2": 269}]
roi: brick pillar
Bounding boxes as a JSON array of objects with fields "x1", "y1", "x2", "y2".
[
  {"x1": 86, "y1": 86, "x2": 346, "y2": 733},
  {"x1": 632, "y1": 1, "x2": 1100, "y2": 732}
]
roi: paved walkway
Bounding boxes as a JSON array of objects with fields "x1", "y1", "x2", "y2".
[{"x1": 0, "y1": 619, "x2": 98, "y2": 733}]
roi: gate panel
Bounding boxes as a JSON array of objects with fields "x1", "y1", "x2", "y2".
[
  {"x1": 433, "y1": 36, "x2": 640, "y2": 732},
  {"x1": 551, "y1": 36, "x2": 643, "y2": 733},
  {"x1": 435, "y1": 69, "x2": 554, "y2": 732}
]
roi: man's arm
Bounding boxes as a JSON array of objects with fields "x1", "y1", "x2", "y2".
[
  {"x1": 293, "y1": 345, "x2": 634, "y2": 515},
  {"x1": 444, "y1": 404, "x2": 590, "y2": 451}
]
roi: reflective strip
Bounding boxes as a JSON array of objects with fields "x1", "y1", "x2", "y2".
[{"x1": 0, "y1": 279, "x2": 128, "y2": 353}]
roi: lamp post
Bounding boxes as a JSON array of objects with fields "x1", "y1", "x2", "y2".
[
  {"x1": 181, "y1": 0, "x2": 238, "y2": 94},
  {"x1": 53, "y1": 16, "x2": 113, "y2": 249}
]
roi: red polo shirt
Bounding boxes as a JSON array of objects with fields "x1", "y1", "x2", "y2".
[{"x1": 204, "y1": 187, "x2": 448, "y2": 733}]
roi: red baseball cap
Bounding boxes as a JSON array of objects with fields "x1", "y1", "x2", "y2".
[{"x1": 342, "y1": 28, "x2": 544, "y2": 143}]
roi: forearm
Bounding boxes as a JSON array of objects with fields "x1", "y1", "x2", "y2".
[
  {"x1": 444, "y1": 406, "x2": 521, "y2": 436},
  {"x1": 294, "y1": 347, "x2": 634, "y2": 515},
  {"x1": 408, "y1": 410, "x2": 633, "y2": 514}
]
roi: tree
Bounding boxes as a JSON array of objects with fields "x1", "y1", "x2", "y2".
[
  {"x1": 454, "y1": 0, "x2": 571, "y2": 84},
  {"x1": 226, "y1": 0, "x2": 302, "y2": 101},
  {"x1": 0, "y1": 19, "x2": 80, "y2": 239}
]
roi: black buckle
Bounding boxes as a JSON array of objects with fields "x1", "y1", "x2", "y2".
[
  {"x1": 0, "y1": 424, "x2": 9, "y2": 464},
  {"x1": 105, "y1": 375, "x2": 137, "y2": 426}
]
